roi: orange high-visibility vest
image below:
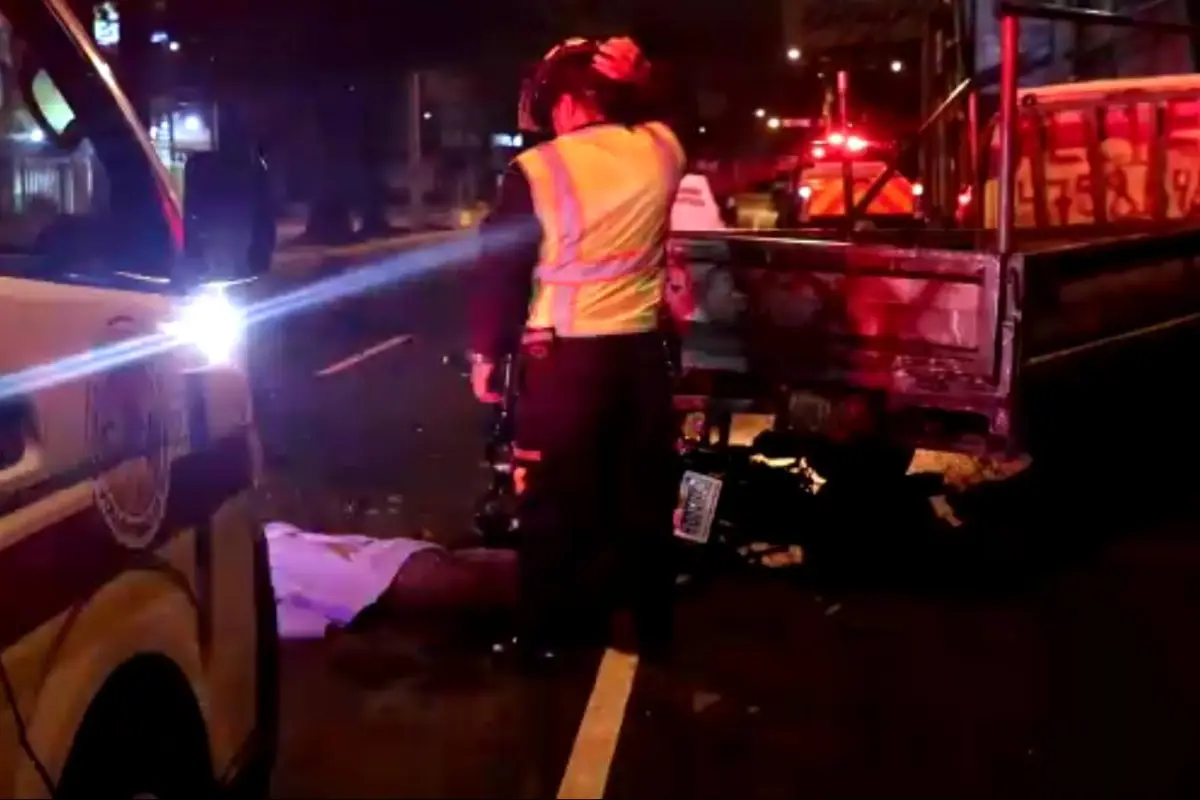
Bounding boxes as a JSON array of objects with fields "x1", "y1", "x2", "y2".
[{"x1": 515, "y1": 121, "x2": 685, "y2": 337}]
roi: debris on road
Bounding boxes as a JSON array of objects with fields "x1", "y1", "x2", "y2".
[
  {"x1": 909, "y1": 449, "x2": 1033, "y2": 492},
  {"x1": 669, "y1": 425, "x2": 1023, "y2": 581},
  {"x1": 692, "y1": 690, "x2": 722, "y2": 714},
  {"x1": 929, "y1": 495, "x2": 965, "y2": 528},
  {"x1": 755, "y1": 544, "x2": 807, "y2": 569}
]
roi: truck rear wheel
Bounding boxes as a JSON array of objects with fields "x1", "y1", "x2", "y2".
[{"x1": 55, "y1": 656, "x2": 217, "y2": 799}]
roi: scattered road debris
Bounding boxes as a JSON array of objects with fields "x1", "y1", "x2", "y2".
[{"x1": 692, "y1": 691, "x2": 722, "y2": 714}]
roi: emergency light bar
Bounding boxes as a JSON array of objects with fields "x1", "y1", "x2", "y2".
[{"x1": 811, "y1": 131, "x2": 870, "y2": 159}]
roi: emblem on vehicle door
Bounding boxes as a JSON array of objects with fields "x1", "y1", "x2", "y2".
[{"x1": 86, "y1": 317, "x2": 172, "y2": 549}]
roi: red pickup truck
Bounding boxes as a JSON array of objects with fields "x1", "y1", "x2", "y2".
[{"x1": 671, "y1": 66, "x2": 1200, "y2": 471}]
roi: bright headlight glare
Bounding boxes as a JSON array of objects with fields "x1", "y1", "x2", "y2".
[{"x1": 161, "y1": 286, "x2": 245, "y2": 366}]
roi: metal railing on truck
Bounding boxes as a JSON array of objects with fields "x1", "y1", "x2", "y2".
[{"x1": 852, "y1": 3, "x2": 1200, "y2": 242}]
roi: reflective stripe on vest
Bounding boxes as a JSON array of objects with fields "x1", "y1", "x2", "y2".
[{"x1": 517, "y1": 122, "x2": 685, "y2": 337}]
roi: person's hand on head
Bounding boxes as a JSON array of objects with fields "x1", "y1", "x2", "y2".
[{"x1": 594, "y1": 37, "x2": 651, "y2": 85}]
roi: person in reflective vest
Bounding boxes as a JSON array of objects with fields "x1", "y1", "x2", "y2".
[{"x1": 468, "y1": 36, "x2": 691, "y2": 665}]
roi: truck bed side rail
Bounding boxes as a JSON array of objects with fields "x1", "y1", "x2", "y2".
[{"x1": 671, "y1": 233, "x2": 1017, "y2": 451}]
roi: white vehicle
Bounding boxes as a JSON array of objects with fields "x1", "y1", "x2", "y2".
[{"x1": 0, "y1": 0, "x2": 277, "y2": 796}]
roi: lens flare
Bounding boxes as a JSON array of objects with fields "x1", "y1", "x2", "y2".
[{"x1": 160, "y1": 286, "x2": 244, "y2": 366}]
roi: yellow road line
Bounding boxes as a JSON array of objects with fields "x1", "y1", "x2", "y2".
[{"x1": 557, "y1": 648, "x2": 640, "y2": 799}]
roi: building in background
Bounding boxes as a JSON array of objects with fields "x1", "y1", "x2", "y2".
[
  {"x1": 972, "y1": 0, "x2": 1195, "y2": 85},
  {"x1": 78, "y1": 0, "x2": 217, "y2": 194},
  {"x1": 0, "y1": 11, "x2": 100, "y2": 229}
]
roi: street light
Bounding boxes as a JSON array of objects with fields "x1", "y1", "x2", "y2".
[
  {"x1": 890, "y1": 60, "x2": 903, "y2": 73},
  {"x1": 767, "y1": 117, "x2": 781, "y2": 130},
  {"x1": 168, "y1": 40, "x2": 180, "y2": 52},
  {"x1": 423, "y1": 111, "x2": 433, "y2": 120},
  {"x1": 755, "y1": 108, "x2": 766, "y2": 118},
  {"x1": 786, "y1": 47, "x2": 801, "y2": 62}
]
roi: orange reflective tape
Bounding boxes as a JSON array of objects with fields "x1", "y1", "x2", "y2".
[
  {"x1": 876, "y1": 181, "x2": 914, "y2": 214},
  {"x1": 809, "y1": 186, "x2": 841, "y2": 216},
  {"x1": 536, "y1": 253, "x2": 651, "y2": 284},
  {"x1": 537, "y1": 143, "x2": 587, "y2": 334},
  {"x1": 513, "y1": 447, "x2": 543, "y2": 462},
  {"x1": 517, "y1": 150, "x2": 563, "y2": 265},
  {"x1": 869, "y1": 187, "x2": 901, "y2": 214}
]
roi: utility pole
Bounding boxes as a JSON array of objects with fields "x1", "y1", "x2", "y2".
[
  {"x1": 408, "y1": 71, "x2": 424, "y2": 230},
  {"x1": 117, "y1": 0, "x2": 156, "y2": 126}
]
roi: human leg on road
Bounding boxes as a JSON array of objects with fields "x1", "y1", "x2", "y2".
[
  {"x1": 382, "y1": 548, "x2": 519, "y2": 613},
  {"x1": 610, "y1": 334, "x2": 678, "y2": 657},
  {"x1": 511, "y1": 338, "x2": 609, "y2": 656}
]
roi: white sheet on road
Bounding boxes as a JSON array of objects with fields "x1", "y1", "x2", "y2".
[{"x1": 265, "y1": 521, "x2": 438, "y2": 639}]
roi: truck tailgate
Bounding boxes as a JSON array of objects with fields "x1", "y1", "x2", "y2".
[{"x1": 671, "y1": 233, "x2": 1016, "y2": 448}]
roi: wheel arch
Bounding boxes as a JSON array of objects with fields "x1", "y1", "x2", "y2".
[{"x1": 12, "y1": 583, "x2": 217, "y2": 797}]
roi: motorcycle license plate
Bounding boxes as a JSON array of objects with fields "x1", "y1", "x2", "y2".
[{"x1": 673, "y1": 470, "x2": 722, "y2": 544}]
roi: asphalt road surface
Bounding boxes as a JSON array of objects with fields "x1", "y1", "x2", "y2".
[{"x1": 245, "y1": 235, "x2": 1200, "y2": 799}]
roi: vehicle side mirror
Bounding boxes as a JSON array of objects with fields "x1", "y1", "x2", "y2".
[{"x1": 183, "y1": 149, "x2": 275, "y2": 281}]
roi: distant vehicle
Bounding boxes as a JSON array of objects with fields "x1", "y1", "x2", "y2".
[
  {"x1": 0, "y1": 0, "x2": 277, "y2": 795},
  {"x1": 783, "y1": 130, "x2": 923, "y2": 226}
]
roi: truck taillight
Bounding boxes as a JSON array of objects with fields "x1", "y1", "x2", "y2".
[
  {"x1": 845, "y1": 135, "x2": 868, "y2": 153},
  {"x1": 957, "y1": 187, "x2": 972, "y2": 206},
  {"x1": 912, "y1": 182, "x2": 925, "y2": 197},
  {"x1": 811, "y1": 145, "x2": 826, "y2": 159},
  {"x1": 827, "y1": 132, "x2": 846, "y2": 146},
  {"x1": 798, "y1": 185, "x2": 813, "y2": 200}
]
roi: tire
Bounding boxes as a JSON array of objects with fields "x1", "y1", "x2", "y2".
[{"x1": 56, "y1": 657, "x2": 217, "y2": 799}]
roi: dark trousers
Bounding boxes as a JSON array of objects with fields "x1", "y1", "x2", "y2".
[{"x1": 512, "y1": 331, "x2": 677, "y2": 652}]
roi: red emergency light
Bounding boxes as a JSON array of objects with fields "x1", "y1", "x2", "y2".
[{"x1": 811, "y1": 131, "x2": 871, "y2": 160}]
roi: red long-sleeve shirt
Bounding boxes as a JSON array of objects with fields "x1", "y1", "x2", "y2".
[{"x1": 467, "y1": 164, "x2": 542, "y2": 363}]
